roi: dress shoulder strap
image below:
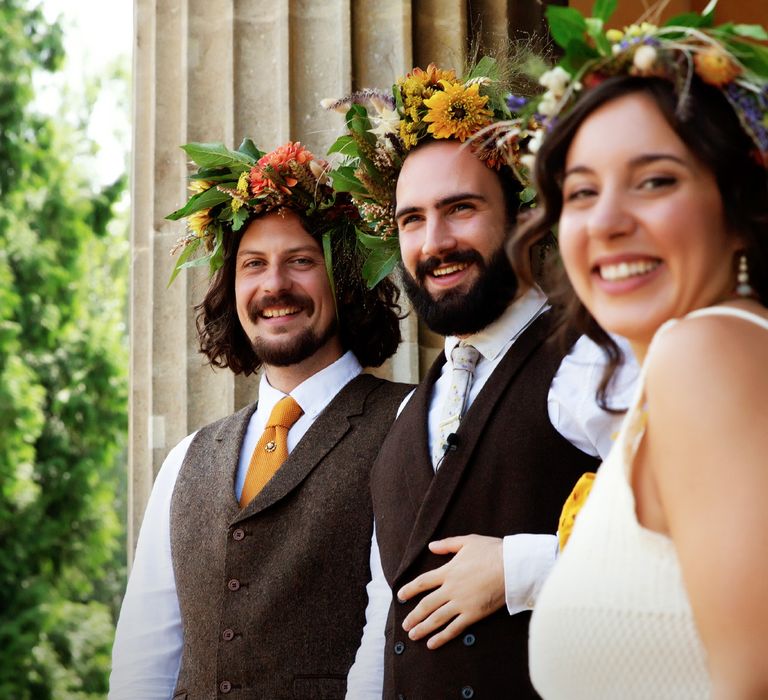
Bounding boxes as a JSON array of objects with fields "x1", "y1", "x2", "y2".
[{"x1": 684, "y1": 305, "x2": 768, "y2": 331}]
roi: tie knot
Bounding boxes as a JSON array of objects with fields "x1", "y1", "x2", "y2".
[
  {"x1": 267, "y1": 396, "x2": 304, "y2": 429},
  {"x1": 451, "y1": 343, "x2": 480, "y2": 373}
]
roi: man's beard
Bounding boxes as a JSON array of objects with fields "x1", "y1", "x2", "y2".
[
  {"x1": 247, "y1": 292, "x2": 338, "y2": 367},
  {"x1": 400, "y1": 247, "x2": 518, "y2": 336}
]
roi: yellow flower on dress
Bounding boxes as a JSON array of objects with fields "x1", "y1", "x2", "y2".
[
  {"x1": 557, "y1": 472, "x2": 596, "y2": 551},
  {"x1": 693, "y1": 46, "x2": 742, "y2": 87},
  {"x1": 423, "y1": 81, "x2": 493, "y2": 142}
]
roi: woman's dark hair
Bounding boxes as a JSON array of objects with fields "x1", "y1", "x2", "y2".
[
  {"x1": 195, "y1": 211, "x2": 403, "y2": 375},
  {"x1": 510, "y1": 75, "x2": 768, "y2": 408}
]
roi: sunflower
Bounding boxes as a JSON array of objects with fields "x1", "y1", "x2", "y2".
[
  {"x1": 423, "y1": 81, "x2": 493, "y2": 142},
  {"x1": 187, "y1": 208, "x2": 213, "y2": 238}
]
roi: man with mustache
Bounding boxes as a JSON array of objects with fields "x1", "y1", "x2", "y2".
[
  {"x1": 332, "y1": 65, "x2": 635, "y2": 698},
  {"x1": 109, "y1": 141, "x2": 410, "y2": 699}
]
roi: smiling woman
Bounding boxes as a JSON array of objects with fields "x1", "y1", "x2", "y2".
[{"x1": 509, "y1": 5, "x2": 768, "y2": 698}]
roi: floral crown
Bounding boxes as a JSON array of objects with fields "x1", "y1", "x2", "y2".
[
  {"x1": 514, "y1": 0, "x2": 768, "y2": 168},
  {"x1": 166, "y1": 139, "x2": 361, "y2": 290},
  {"x1": 323, "y1": 56, "x2": 542, "y2": 287}
]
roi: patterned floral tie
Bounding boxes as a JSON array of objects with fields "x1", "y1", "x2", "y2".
[
  {"x1": 239, "y1": 396, "x2": 304, "y2": 507},
  {"x1": 432, "y1": 343, "x2": 480, "y2": 467}
]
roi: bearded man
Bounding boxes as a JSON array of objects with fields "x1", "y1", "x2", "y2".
[
  {"x1": 329, "y1": 64, "x2": 636, "y2": 698},
  {"x1": 109, "y1": 141, "x2": 410, "y2": 699}
]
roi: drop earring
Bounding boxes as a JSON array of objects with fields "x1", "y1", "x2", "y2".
[{"x1": 736, "y1": 253, "x2": 755, "y2": 298}]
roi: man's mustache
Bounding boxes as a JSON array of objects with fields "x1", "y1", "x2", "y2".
[
  {"x1": 415, "y1": 250, "x2": 485, "y2": 283},
  {"x1": 247, "y1": 292, "x2": 314, "y2": 323}
]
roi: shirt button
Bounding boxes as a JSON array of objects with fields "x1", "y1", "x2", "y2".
[
  {"x1": 227, "y1": 579, "x2": 240, "y2": 591},
  {"x1": 462, "y1": 632, "x2": 476, "y2": 646},
  {"x1": 526, "y1": 598, "x2": 535, "y2": 608},
  {"x1": 393, "y1": 641, "x2": 405, "y2": 655},
  {"x1": 232, "y1": 528, "x2": 245, "y2": 541},
  {"x1": 461, "y1": 686, "x2": 474, "y2": 699},
  {"x1": 219, "y1": 680, "x2": 232, "y2": 693},
  {"x1": 222, "y1": 628, "x2": 235, "y2": 641}
]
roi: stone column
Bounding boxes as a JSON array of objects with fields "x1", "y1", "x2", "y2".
[{"x1": 129, "y1": 0, "x2": 551, "y2": 557}]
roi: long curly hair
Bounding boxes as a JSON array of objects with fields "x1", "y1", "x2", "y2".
[
  {"x1": 196, "y1": 212, "x2": 403, "y2": 375},
  {"x1": 509, "y1": 75, "x2": 768, "y2": 408}
]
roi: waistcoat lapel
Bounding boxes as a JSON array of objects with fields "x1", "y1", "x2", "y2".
[
  {"x1": 231, "y1": 374, "x2": 378, "y2": 525},
  {"x1": 394, "y1": 313, "x2": 552, "y2": 580}
]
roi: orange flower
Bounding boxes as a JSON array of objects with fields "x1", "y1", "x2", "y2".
[
  {"x1": 250, "y1": 142, "x2": 314, "y2": 195},
  {"x1": 693, "y1": 46, "x2": 741, "y2": 87},
  {"x1": 557, "y1": 472, "x2": 596, "y2": 550}
]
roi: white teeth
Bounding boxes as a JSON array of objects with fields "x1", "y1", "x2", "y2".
[
  {"x1": 599, "y1": 260, "x2": 659, "y2": 281},
  {"x1": 432, "y1": 263, "x2": 468, "y2": 277},
  {"x1": 262, "y1": 307, "x2": 300, "y2": 318}
]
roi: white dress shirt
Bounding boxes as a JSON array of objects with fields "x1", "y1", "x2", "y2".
[
  {"x1": 345, "y1": 287, "x2": 637, "y2": 698},
  {"x1": 108, "y1": 351, "x2": 362, "y2": 700}
]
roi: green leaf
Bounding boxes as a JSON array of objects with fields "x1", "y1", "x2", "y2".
[
  {"x1": 559, "y1": 41, "x2": 600, "y2": 75},
  {"x1": 592, "y1": 0, "x2": 617, "y2": 23},
  {"x1": 730, "y1": 24, "x2": 768, "y2": 41},
  {"x1": 328, "y1": 134, "x2": 360, "y2": 158},
  {"x1": 467, "y1": 55, "x2": 499, "y2": 82},
  {"x1": 181, "y1": 142, "x2": 254, "y2": 169},
  {"x1": 546, "y1": 6, "x2": 588, "y2": 50},
  {"x1": 585, "y1": 17, "x2": 611, "y2": 56},
  {"x1": 345, "y1": 104, "x2": 376, "y2": 145},
  {"x1": 165, "y1": 186, "x2": 230, "y2": 220},
  {"x1": 519, "y1": 187, "x2": 537, "y2": 204},
  {"x1": 727, "y1": 39, "x2": 768, "y2": 75},
  {"x1": 322, "y1": 232, "x2": 338, "y2": 314},
  {"x1": 329, "y1": 167, "x2": 366, "y2": 194},
  {"x1": 231, "y1": 205, "x2": 249, "y2": 231},
  {"x1": 236, "y1": 137, "x2": 263, "y2": 161},
  {"x1": 664, "y1": 11, "x2": 713, "y2": 29},
  {"x1": 357, "y1": 229, "x2": 395, "y2": 249},
  {"x1": 361, "y1": 242, "x2": 400, "y2": 288},
  {"x1": 167, "y1": 239, "x2": 201, "y2": 286}
]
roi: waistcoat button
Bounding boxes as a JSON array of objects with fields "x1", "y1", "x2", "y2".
[
  {"x1": 219, "y1": 680, "x2": 232, "y2": 693},
  {"x1": 232, "y1": 528, "x2": 245, "y2": 541},
  {"x1": 461, "y1": 686, "x2": 474, "y2": 699},
  {"x1": 393, "y1": 641, "x2": 405, "y2": 655},
  {"x1": 222, "y1": 628, "x2": 235, "y2": 641},
  {"x1": 227, "y1": 579, "x2": 240, "y2": 591}
]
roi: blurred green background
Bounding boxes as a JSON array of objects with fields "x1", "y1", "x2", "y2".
[{"x1": 1, "y1": 1, "x2": 131, "y2": 697}]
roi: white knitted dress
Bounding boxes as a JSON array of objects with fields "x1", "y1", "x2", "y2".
[{"x1": 529, "y1": 307, "x2": 768, "y2": 699}]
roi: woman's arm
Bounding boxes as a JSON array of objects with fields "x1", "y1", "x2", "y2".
[{"x1": 642, "y1": 311, "x2": 768, "y2": 699}]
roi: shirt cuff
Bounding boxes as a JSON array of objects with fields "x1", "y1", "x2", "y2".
[{"x1": 503, "y1": 533, "x2": 558, "y2": 615}]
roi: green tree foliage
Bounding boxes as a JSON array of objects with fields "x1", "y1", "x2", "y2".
[{"x1": 0, "y1": 1, "x2": 128, "y2": 697}]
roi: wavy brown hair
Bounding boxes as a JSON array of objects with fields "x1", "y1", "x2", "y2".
[
  {"x1": 196, "y1": 211, "x2": 403, "y2": 375},
  {"x1": 510, "y1": 75, "x2": 768, "y2": 409}
]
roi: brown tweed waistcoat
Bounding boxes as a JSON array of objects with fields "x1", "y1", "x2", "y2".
[
  {"x1": 170, "y1": 373, "x2": 411, "y2": 700},
  {"x1": 371, "y1": 313, "x2": 600, "y2": 699}
]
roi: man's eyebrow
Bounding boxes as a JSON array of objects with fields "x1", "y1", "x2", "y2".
[{"x1": 395, "y1": 192, "x2": 486, "y2": 220}]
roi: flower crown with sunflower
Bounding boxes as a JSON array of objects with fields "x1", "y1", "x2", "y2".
[
  {"x1": 165, "y1": 139, "x2": 362, "y2": 293},
  {"x1": 322, "y1": 56, "x2": 542, "y2": 287},
  {"x1": 514, "y1": 0, "x2": 768, "y2": 169}
]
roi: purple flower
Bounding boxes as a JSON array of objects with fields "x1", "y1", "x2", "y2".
[{"x1": 507, "y1": 94, "x2": 528, "y2": 111}]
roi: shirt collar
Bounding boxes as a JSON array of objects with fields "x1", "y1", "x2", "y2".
[
  {"x1": 258, "y1": 350, "x2": 363, "y2": 420},
  {"x1": 443, "y1": 286, "x2": 549, "y2": 363}
]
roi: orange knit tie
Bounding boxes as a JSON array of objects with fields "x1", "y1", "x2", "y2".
[{"x1": 239, "y1": 396, "x2": 304, "y2": 507}]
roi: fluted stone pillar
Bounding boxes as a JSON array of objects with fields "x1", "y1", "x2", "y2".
[{"x1": 129, "y1": 0, "x2": 559, "y2": 557}]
